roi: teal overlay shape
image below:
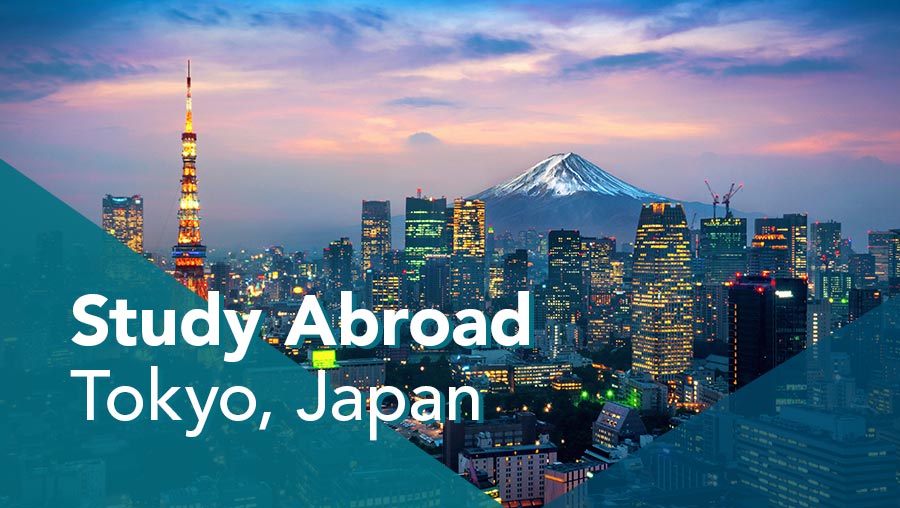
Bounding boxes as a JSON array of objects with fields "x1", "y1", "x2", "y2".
[
  {"x1": 552, "y1": 286, "x2": 900, "y2": 506},
  {"x1": 0, "y1": 159, "x2": 497, "y2": 508}
]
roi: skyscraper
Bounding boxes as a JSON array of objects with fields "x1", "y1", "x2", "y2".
[
  {"x1": 171, "y1": 60, "x2": 208, "y2": 300},
  {"x1": 323, "y1": 237, "x2": 353, "y2": 293},
  {"x1": 631, "y1": 203, "x2": 693, "y2": 379},
  {"x1": 450, "y1": 199, "x2": 486, "y2": 310},
  {"x1": 404, "y1": 194, "x2": 448, "y2": 283},
  {"x1": 728, "y1": 274, "x2": 807, "y2": 391},
  {"x1": 502, "y1": 249, "x2": 529, "y2": 307},
  {"x1": 810, "y1": 220, "x2": 841, "y2": 271},
  {"x1": 748, "y1": 232, "x2": 790, "y2": 276},
  {"x1": 698, "y1": 217, "x2": 747, "y2": 284},
  {"x1": 755, "y1": 213, "x2": 808, "y2": 278},
  {"x1": 868, "y1": 230, "x2": 899, "y2": 288},
  {"x1": 102, "y1": 194, "x2": 144, "y2": 254},
  {"x1": 848, "y1": 288, "x2": 882, "y2": 323},
  {"x1": 546, "y1": 230, "x2": 583, "y2": 324},
  {"x1": 361, "y1": 200, "x2": 391, "y2": 274}
]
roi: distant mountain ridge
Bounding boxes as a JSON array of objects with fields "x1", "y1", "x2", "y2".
[
  {"x1": 469, "y1": 152, "x2": 724, "y2": 243},
  {"x1": 473, "y1": 152, "x2": 664, "y2": 201}
]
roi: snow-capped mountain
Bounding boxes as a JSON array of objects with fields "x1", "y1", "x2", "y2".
[
  {"x1": 473, "y1": 152, "x2": 664, "y2": 200},
  {"x1": 470, "y1": 153, "x2": 717, "y2": 241}
]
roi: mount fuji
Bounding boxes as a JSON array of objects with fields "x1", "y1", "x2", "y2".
[{"x1": 470, "y1": 152, "x2": 718, "y2": 242}]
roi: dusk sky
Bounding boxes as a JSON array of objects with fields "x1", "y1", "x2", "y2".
[{"x1": 2, "y1": 1, "x2": 899, "y2": 253}]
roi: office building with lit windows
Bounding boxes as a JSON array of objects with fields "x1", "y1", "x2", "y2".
[
  {"x1": 727, "y1": 274, "x2": 807, "y2": 391},
  {"x1": 755, "y1": 213, "x2": 808, "y2": 278},
  {"x1": 361, "y1": 200, "x2": 391, "y2": 274},
  {"x1": 450, "y1": 198, "x2": 486, "y2": 310},
  {"x1": 547, "y1": 230, "x2": 583, "y2": 324},
  {"x1": 631, "y1": 203, "x2": 694, "y2": 379},
  {"x1": 102, "y1": 194, "x2": 144, "y2": 254},
  {"x1": 699, "y1": 217, "x2": 747, "y2": 284},
  {"x1": 460, "y1": 442, "x2": 557, "y2": 505},
  {"x1": 404, "y1": 194, "x2": 449, "y2": 283}
]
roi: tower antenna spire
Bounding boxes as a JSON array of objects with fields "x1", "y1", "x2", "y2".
[{"x1": 184, "y1": 58, "x2": 193, "y2": 133}]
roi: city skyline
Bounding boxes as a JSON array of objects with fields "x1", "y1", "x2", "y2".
[{"x1": 2, "y1": 1, "x2": 900, "y2": 252}]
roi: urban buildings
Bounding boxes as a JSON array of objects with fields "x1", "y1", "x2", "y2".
[
  {"x1": 631, "y1": 203, "x2": 694, "y2": 379},
  {"x1": 102, "y1": 194, "x2": 144, "y2": 253}
]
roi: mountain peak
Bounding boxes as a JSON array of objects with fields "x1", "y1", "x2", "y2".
[{"x1": 473, "y1": 152, "x2": 664, "y2": 200}]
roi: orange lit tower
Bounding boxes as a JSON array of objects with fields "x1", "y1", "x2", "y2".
[{"x1": 172, "y1": 59, "x2": 208, "y2": 299}]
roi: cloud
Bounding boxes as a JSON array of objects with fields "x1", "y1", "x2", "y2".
[
  {"x1": 720, "y1": 57, "x2": 854, "y2": 77},
  {"x1": 562, "y1": 52, "x2": 672, "y2": 78},
  {"x1": 407, "y1": 131, "x2": 442, "y2": 146},
  {"x1": 386, "y1": 96, "x2": 457, "y2": 108},
  {"x1": 461, "y1": 33, "x2": 535, "y2": 58},
  {"x1": 165, "y1": 7, "x2": 231, "y2": 27},
  {"x1": 0, "y1": 49, "x2": 156, "y2": 103}
]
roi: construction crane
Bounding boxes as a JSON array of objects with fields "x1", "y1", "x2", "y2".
[
  {"x1": 721, "y1": 183, "x2": 743, "y2": 218},
  {"x1": 704, "y1": 180, "x2": 720, "y2": 219}
]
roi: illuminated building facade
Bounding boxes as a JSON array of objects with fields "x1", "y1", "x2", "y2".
[
  {"x1": 755, "y1": 213, "x2": 808, "y2": 278},
  {"x1": 810, "y1": 220, "x2": 841, "y2": 271},
  {"x1": 404, "y1": 194, "x2": 448, "y2": 284},
  {"x1": 102, "y1": 194, "x2": 144, "y2": 254},
  {"x1": 502, "y1": 249, "x2": 528, "y2": 307},
  {"x1": 698, "y1": 217, "x2": 746, "y2": 284},
  {"x1": 361, "y1": 200, "x2": 391, "y2": 274},
  {"x1": 370, "y1": 273, "x2": 401, "y2": 312},
  {"x1": 172, "y1": 60, "x2": 208, "y2": 299},
  {"x1": 748, "y1": 232, "x2": 790, "y2": 276},
  {"x1": 868, "y1": 230, "x2": 899, "y2": 288},
  {"x1": 727, "y1": 274, "x2": 807, "y2": 391},
  {"x1": 544, "y1": 461, "x2": 606, "y2": 506},
  {"x1": 547, "y1": 230, "x2": 583, "y2": 324},
  {"x1": 631, "y1": 203, "x2": 694, "y2": 379},
  {"x1": 323, "y1": 237, "x2": 353, "y2": 293},
  {"x1": 459, "y1": 443, "x2": 557, "y2": 505},
  {"x1": 848, "y1": 288, "x2": 882, "y2": 323},
  {"x1": 450, "y1": 199, "x2": 485, "y2": 310}
]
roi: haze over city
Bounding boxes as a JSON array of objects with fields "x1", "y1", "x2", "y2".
[{"x1": 2, "y1": 0, "x2": 899, "y2": 252}]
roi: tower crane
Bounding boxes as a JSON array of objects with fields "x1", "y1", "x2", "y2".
[
  {"x1": 722, "y1": 183, "x2": 743, "y2": 219},
  {"x1": 704, "y1": 180, "x2": 720, "y2": 219}
]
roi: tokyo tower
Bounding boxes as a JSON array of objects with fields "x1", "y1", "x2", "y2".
[{"x1": 172, "y1": 59, "x2": 209, "y2": 300}]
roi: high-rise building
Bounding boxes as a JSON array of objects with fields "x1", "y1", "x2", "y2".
[
  {"x1": 450, "y1": 199, "x2": 486, "y2": 310},
  {"x1": 631, "y1": 203, "x2": 694, "y2": 379},
  {"x1": 404, "y1": 194, "x2": 448, "y2": 283},
  {"x1": 502, "y1": 249, "x2": 528, "y2": 307},
  {"x1": 102, "y1": 194, "x2": 144, "y2": 254},
  {"x1": 171, "y1": 60, "x2": 208, "y2": 300},
  {"x1": 848, "y1": 288, "x2": 882, "y2": 323},
  {"x1": 547, "y1": 230, "x2": 583, "y2": 324},
  {"x1": 773, "y1": 277, "x2": 807, "y2": 366},
  {"x1": 323, "y1": 237, "x2": 353, "y2": 293},
  {"x1": 727, "y1": 275, "x2": 775, "y2": 391},
  {"x1": 848, "y1": 253, "x2": 877, "y2": 289},
  {"x1": 755, "y1": 214, "x2": 808, "y2": 278},
  {"x1": 810, "y1": 220, "x2": 841, "y2": 271},
  {"x1": 727, "y1": 274, "x2": 808, "y2": 391},
  {"x1": 698, "y1": 217, "x2": 747, "y2": 284},
  {"x1": 361, "y1": 200, "x2": 391, "y2": 274},
  {"x1": 422, "y1": 254, "x2": 451, "y2": 312},
  {"x1": 868, "y1": 230, "x2": 899, "y2": 288},
  {"x1": 748, "y1": 232, "x2": 790, "y2": 276}
]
